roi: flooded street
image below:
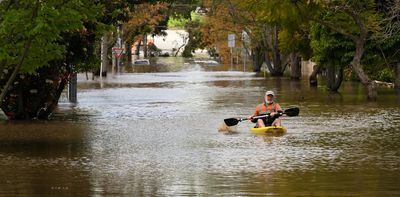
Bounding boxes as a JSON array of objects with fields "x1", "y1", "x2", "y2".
[{"x1": 1, "y1": 59, "x2": 400, "y2": 196}]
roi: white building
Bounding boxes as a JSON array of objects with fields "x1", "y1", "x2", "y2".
[{"x1": 150, "y1": 29, "x2": 189, "y2": 56}]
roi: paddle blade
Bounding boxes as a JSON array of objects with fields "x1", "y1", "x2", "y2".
[
  {"x1": 224, "y1": 118, "x2": 240, "y2": 126},
  {"x1": 284, "y1": 107, "x2": 299, "y2": 117}
]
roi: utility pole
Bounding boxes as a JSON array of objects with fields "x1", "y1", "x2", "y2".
[
  {"x1": 228, "y1": 34, "x2": 235, "y2": 71},
  {"x1": 241, "y1": 30, "x2": 250, "y2": 72},
  {"x1": 116, "y1": 26, "x2": 121, "y2": 74},
  {"x1": 100, "y1": 36, "x2": 106, "y2": 80}
]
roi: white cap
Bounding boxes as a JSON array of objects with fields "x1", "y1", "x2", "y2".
[{"x1": 265, "y1": 90, "x2": 275, "y2": 96}]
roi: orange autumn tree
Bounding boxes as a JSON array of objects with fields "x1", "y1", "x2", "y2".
[
  {"x1": 124, "y1": 2, "x2": 169, "y2": 60},
  {"x1": 201, "y1": 0, "x2": 271, "y2": 71},
  {"x1": 202, "y1": 0, "x2": 311, "y2": 75},
  {"x1": 201, "y1": 0, "x2": 243, "y2": 64}
]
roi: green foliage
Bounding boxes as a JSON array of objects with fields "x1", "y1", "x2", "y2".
[
  {"x1": 278, "y1": 27, "x2": 312, "y2": 59},
  {"x1": 181, "y1": 12, "x2": 206, "y2": 57},
  {"x1": 0, "y1": 0, "x2": 104, "y2": 73},
  {"x1": 0, "y1": 0, "x2": 168, "y2": 119},
  {"x1": 168, "y1": 11, "x2": 202, "y2": 29},
  {"x1": 307, "y1": 0, "x2": 399, "y2": 83},
  {"x1": 237, "y1": 0, "x2": 313, "y2": 62},
  {"x1": 190, "y1": 11, "x2": 203, "y2": 23},
  {"x1": 377, "y1": 68, "x2": 394, "y2": 82},
  {"x1": 309, "y1": 22, "x2": 354, "y2": 68},
  {"x1": 75, "y1": 56, "x2": 101, "y2": 73},
  {"x1": 168, "y1": 15, "x2": 190, "y2": 28}
]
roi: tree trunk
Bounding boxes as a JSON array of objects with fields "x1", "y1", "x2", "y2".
[
  {"x1": 37, "y1": 72, "x2": 69, "y2": 120},
  {"x1": 125, "y1": 42, "x2": 132, "y2": 66},
  {"x1": 1, "y1": 63, "x2": 72, "y2": 120},
  {"x1": 135, "y1": 40, "x2": 141, "y2": 56},
  {"x1": 252, "y1": 47, "x2": 263, "y2": 72},
  {"x1": 0, "y1": 1, "x2": 39, "y2": 106},
  {"x1": 266, "y1": 26, "x2": 286, "y2": 76},
  {"x1": 178, "y1": 37, "x2": 190, "y2": 57},
  {"x1": 100, "y1": 34, "x2": 108, "y2": 76},
  {"x1": 309, "y1": 64, "x2": 321, "y2": 86},
  {"x1": 262, "y1": 26, "x2": 274, "y2": 73},
  {"x1": 271, "y1": 26, "x2": 283, "y2": 76},
  {"x1": 143, "y1": 34, "x2": 148, "y2": 58},
  {"x1": 290, "y1": 53, "x2": 301, "y2": 80},
  {"x1": 351, "y1": 39, "x2": 377, "y2": 100},
  {"x1": 326, "y1": 64, "x2": 343, "y2": 92},
  {"x1": 0, "y1": 38, "x2": 32, "y2": 106},
  {"x1": 261, "y1": 25, "x2": 286, "y2": 76},
  {"x1": 395, "y1": 62, "x2": 400, "y2": 89}
]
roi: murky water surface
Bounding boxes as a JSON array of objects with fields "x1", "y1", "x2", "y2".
[{"x1": 1, "y1": 59, "x2": 399, "y2": 196}]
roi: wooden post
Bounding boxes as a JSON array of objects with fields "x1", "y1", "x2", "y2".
[
  {"x1": 236, "y1": 49, "x2": 239, "y2": 70},
  {"x1": 230, "y1": 47, "x2": 233, "y2": 70},
  {"x1": 395, "y1": 62, "x2": 400, "y2": 89},
  {"x1": 112, "y1": 53, "x2": 115, "y2": 76},
  {"x1": 243, "y1": 48, "x2": 246, "y2": 72},
  {"x1": 68, "y1": 73, "x2": 77, "y2": 103}
]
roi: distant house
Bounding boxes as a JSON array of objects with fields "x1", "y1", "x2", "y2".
[{"x1": 151, "y1": 30, "x2": 189, "y2": 56}]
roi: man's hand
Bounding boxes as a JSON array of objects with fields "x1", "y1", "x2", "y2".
[{"x1": 248, "y1": 116, "x2": 258, "y2": 123}]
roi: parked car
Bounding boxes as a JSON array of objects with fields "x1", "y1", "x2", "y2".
[{"x1": 134, "y1": 59, "x2": 150, "y2": 65}]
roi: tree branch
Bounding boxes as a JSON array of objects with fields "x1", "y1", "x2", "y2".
[
  {"x1": 312, "y1": 17, "x2": 358, "y2": 42},
  {"x1": 381, "y1": 0, "x2": 400, "y2": 40},
  {"x1": 292, "y1": 1, "x2": 358, "y2": 41},
  {"x1": 0, "y1": 1, "x2": 39, "y2": 106},
  {"x1": 345, "y1": 8, "x2": 368, "y2": 39}
]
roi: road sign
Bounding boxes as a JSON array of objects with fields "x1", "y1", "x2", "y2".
[
  {"x1": 112, "y1": 47, "x2": 124, "y2": 59},
  {"x1": 228, "y1": 34, "x2": 235, "y2": 48}
]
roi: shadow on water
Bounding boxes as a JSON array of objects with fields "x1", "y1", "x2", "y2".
[{"x1": 0, "y1": 58, "x2": 400, "y2": 195}]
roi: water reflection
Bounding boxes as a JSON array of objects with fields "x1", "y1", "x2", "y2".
[
  {"x1": 0, "y1": 59, "x2": 399, "y2": 195},
  {"x1": 0, "y1": 122, "x2": 91, "y2": 196}
]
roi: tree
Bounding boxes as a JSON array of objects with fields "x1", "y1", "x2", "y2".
[
  {"x1": 278, "y1": 20, "x2": 312, "y2": 80},
  {"x1": 294, "y1": 0, "x2": 386, "y2": 100},
  {"x1": 309, "y1": 22, "x2": 353, "y2": 91},
  {"x1": 0, "y1": 0, "x2": 103, "y2": 120},
  {"x1": 124, "y1": 0, "x2": 203, "y2": 59},
  {"x1": 201, "y1": 0, "x2": 243, "y2": 63},
  {"x1": 203, "y1": 0, "x2": 311, "y2": 76},
  {"x1": 0, "y1": 0, "x2": 201, "y2": 120},
  {"x1": 124, "y1": 2, "x2": 169, "y2": 59},
  {"x1": 236, "y1": 0, "x2": 309, "y2": 76},
  {"x1": 167, "y1": 1, "x2": 208, "y2": 57},
  {"x1": 181, "y1": 12, "x2": 207, "y2": 57},
  {"x1": 374, "y1": 0, "x2": 400, "y2": 89}
]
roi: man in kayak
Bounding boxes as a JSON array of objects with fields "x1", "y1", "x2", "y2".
[{"x1": 248, "y1": 90, "x2": 283, "y2": 128}]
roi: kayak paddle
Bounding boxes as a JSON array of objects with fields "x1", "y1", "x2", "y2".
[{"x1": 223, "y1": 107, "x2": 300, "y2": 127}]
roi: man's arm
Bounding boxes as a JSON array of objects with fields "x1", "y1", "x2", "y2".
[
  {"x1": 276, "y1": 103, "x2": 283, "y2": 113},
  {"x1": 271, "y1": 104, "x2": 283, "y2": 117},
  {"x1": 248, "y1": 106, "x2": 259, "y2": 122}
]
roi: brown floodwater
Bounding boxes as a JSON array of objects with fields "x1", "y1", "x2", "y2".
[{"x1": 1, "y1": 58, "x2": 399, "y2": 196}]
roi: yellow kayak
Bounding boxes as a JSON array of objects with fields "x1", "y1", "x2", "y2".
[{"x1": 250, "y1": 126, "x2": 287, "y2": 134}]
